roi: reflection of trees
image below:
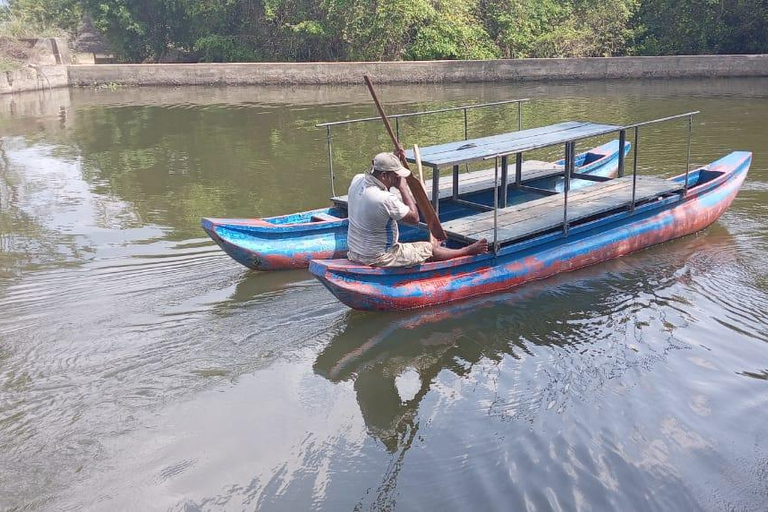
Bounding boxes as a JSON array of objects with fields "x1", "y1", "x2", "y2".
[
  {"x1": 66, "y1": 83, "x2": 666, "y2": 241},
  {"x1": 313, "y1": 229, "x2": 737, "y2": 503},
  {"x1": 0, "y1": 139, "x2": 82, "y2": 277}
]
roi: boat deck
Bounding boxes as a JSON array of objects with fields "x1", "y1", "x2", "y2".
[
  {"x1": 442, "y1": 176, "x2": 683, "y2": 245},
  {"x1": 331, "y1": 160, "x2": 563, "y2": 207}
]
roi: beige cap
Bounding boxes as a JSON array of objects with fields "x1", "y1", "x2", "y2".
[{"x1": 371, "y1": 152, "x2": 411, "y2": 177}]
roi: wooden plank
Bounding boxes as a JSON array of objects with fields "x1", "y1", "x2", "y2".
[
  {"x1": 442, "y1": 178, "x2": 631, "y2": 234},
  {"x1": 404, "y1": 122, "x2": 585, "y2": 161},
  {"x1": 424, "y1": 123, "x2": 618, "y2": 168},
  {"x1": 473, "y1": 178, "x2": 665, "y2": 232},
  {"x1": 443, "y1": 177, "x2": 682, "y2": 244},
  {"x1": 472, "y1": 179, "x2": 682, "y2": 242},
  {"x1": 420, "y1": 123, "x2": 620, "y2": 168}
]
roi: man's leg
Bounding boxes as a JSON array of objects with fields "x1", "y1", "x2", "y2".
[{"x1": 430, "y1": 238, "x2": 488, "y2": 261}]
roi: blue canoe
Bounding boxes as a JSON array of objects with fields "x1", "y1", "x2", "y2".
[{"x1": 202, "y1": 139, "x2": 630, "y2": 270}]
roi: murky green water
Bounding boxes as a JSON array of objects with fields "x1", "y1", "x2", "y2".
[{"x1": 1, "y1": 79, "x2": 767, "y2": 511}]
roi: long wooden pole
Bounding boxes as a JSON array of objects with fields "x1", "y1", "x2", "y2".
[{"x1": 363, "y1": 75, "x2": 446, "y2": 240}]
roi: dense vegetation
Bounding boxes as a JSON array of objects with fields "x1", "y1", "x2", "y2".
[{"x1": 2, "y1": 0, "x2": 767, "y2": 62}]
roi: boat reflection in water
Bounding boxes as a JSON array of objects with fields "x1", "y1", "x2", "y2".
[{"x1": 313, "y1": 224, "x2": 738, "y2": 454}]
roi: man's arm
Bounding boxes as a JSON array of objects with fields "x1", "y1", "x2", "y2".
[{"x1": 396, "y1": 177, "x2": 420, "y2": 225}]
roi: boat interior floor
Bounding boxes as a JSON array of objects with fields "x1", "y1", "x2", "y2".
[
  {"x1": 442, "y1": 176, "x2": 684, "y2": 245},
  {"x1": 331, "y1": 160, "x2": 564, "y2": 208}
]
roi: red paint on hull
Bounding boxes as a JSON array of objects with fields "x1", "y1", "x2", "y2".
[{"x1": 311, "y1": 154, "x2": 749, "y2": 311}]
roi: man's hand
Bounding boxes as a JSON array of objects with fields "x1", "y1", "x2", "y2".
[
  {"x1": 394, "y1": 144, "x2": 406, "y2": 162},
  {"x1": 394, "y1": 175, "x2": 419, "y2": 225}
]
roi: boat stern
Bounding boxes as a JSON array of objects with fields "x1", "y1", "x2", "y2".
[{"x1": 202, "y1": 212, "x2": 349, "y2": 270}]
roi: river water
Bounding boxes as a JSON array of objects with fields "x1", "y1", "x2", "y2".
[{"x1": 1, "y1": 79, "x2": 767, "y2": 511}]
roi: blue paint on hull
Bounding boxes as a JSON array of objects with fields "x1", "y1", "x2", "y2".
[{"x1": 309, "y1": 152, "x2": 751, "y2": 311}]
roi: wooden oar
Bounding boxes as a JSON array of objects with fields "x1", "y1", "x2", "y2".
[
  {"x1": 413, "y1": 144, "x2": 435, "y2": 244},
  {"x1": 363, "y1": 75, "x2": 447, "y2": 241}
]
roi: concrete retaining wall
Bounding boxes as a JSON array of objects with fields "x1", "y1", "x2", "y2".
[
  {"x1": 68, "y1": 55, "x2": 768, "y2": 86},
  {"x1": 0, "y1": 65, "x2": 69, "y2": 94}
]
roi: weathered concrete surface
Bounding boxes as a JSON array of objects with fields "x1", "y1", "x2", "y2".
[
  {"x1": 0, "y1": 37, "x2": 70, "y2": 94},
  {"x1": 18, "y1": 38, "x2": 71, "y2": 65},
  {"x1": 68, "y1": 55, "x2": 768, "y2": 86},
  {"x1": 0, "y1": 65, "x2": 69, "y2": 94}
]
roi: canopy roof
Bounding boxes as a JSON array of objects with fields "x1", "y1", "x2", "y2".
[{"x1": 404, "y1": 121, "x2": 622, "y2": 168}]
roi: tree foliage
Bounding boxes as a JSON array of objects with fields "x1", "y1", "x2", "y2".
[
  {"x1": 2, "y1": 0, "x2": 768, "y2": 62},
  {"x1": 635, "y1": 0, "x2": 768, "y2": 55},
  {"x1": 0, "y1": 0, "x2": 81, "y2": 37}
]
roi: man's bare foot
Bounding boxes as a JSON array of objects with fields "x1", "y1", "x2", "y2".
[
  {"x1": 467, "y1": 238, "x2": 488, "y2": 255},
  {"x1": 430, "y1": 238, "x2": 489, "y2": 261}
]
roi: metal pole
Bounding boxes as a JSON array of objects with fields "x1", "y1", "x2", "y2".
[
  {"x1": 493, "y1": 156, "x2": 499, "y2": 254},
  {"x1": 500, "y1": 155, "x2": 508, "y2": 208},
  {"x1": 684, "y1": 114, "x2": 692, "y2": 196},
  {"x1": 563, "y1": 142, "x2": 572, "y2": 236},
  {"x1": 326, "y1": 126, "x2": 335, "y2": 197},
  {"x1": 463, "y1": 108, "x2": 468, "y2": 140},
  {"x1": 518, "y1": 101, "x2": 522, "y2": 131},
  {"x1": 618, "y1": 129, "x2": 626, "y2": 178},
  {"x1": 432, "y1": 165, "x2": 440, "y2": 212},
  {"x1": 631, "y1": 126, "x2": 638, "y2": 212},
  {"x1": 452, "y1": 165, "x2": 459, "y2": 200}
]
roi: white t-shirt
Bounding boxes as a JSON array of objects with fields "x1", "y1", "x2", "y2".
[{"x1": 346, "y1": 173, "x2": 410, "y2": 264}]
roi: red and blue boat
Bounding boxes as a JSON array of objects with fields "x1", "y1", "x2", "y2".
[{"x1": 309, "y1": 114, "x2": 751, "y2": 311}]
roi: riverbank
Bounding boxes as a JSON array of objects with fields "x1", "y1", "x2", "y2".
[
  {"x1": 2, "y1": 54, "x2": 767, "y2": 94},
  {"x1": 69, "y1": 55, "x2": 768, "y2": 86}
]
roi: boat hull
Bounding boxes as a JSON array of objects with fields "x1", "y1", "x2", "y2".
[
  {"x1": 309, "y1": 152, "x2": 751, "y2": 311},
  {"x1": 203, "y1": 140, "x2": 629, "y2": 270}
]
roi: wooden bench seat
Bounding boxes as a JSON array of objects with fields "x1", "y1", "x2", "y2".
[{"x1": 442, "y1": 176, "x2": 683, "y2": 245}]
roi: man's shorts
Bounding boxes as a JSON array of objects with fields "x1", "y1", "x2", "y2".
[{"x1": 371, "y1": 242, "x2": 433, "y2": 268}]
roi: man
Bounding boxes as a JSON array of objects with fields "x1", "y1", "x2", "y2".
[{"x1": 346, "y1": 151, "x2": 487, "y2": 267}]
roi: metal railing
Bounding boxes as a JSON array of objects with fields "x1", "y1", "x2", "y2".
[
  {"x1": 317, "y1": 98, "x2": 529, "y2": 196},
  {"x1": 622, "y1": 111, "x2": 699, "y2": 208},
  {"x1": 486, "y1": 111, "x2": 699, "y2": 248}
]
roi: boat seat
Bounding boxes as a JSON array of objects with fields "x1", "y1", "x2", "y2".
[
  {"x1": 442, "y1": 176, "x2": 684, "y2": 246},
  {"x1": 311, "y1": 213, "x2": 343, "y2": 222},
  {"x1": 523, "y1": 160, "x2": 563, "y2": 171}
]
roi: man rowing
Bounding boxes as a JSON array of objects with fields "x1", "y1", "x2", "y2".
[{"x1": 346, "y1": 151, "x2": 488, "y2": 267}]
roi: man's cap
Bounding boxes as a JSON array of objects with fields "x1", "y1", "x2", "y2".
[{"x1": 371, "y1": 152, "x2": 411, "y2": 177}]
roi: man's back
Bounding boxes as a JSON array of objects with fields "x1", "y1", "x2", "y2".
[{"x1": 346, "y1": 173, "x2": 408, "y2": 264}]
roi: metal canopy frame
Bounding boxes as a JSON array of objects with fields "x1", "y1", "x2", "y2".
[
  {"x1": 404, "y1": 121, "x2": 623, "y2": 215},
  {"x1": 316, "y1": 98, "x2": 528, "y2": 196},
  {"x1": 480, "y1": 111, "x2": 700, "y2": 252}
]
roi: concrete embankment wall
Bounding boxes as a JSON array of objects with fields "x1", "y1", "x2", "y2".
[
  {"x1": 1, "y1": 65, "x2": 69, "y2": 94},
  {"x1": 0, "y1": 38, "x2": 70, "y2": 94},
  {"x1": 68, "y1": 55, "x2": 768, "y2": 86}
]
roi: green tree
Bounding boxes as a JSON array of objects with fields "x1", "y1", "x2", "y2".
[
  {"x1": 6, "y1": 0, "x2": 767, "y2": 62},
  {"x1": 82, "y1": 0, "x2": 199, "y2": 61},
  {"x1": 635, "y1": 0, "x2": 768, "y2": 55},
  {"x1": 0, "y1": 0, "x2": 82, "y2": 37},
  {"x1": 406, "y1": 0, "x2": 498, "y2": 60}
]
